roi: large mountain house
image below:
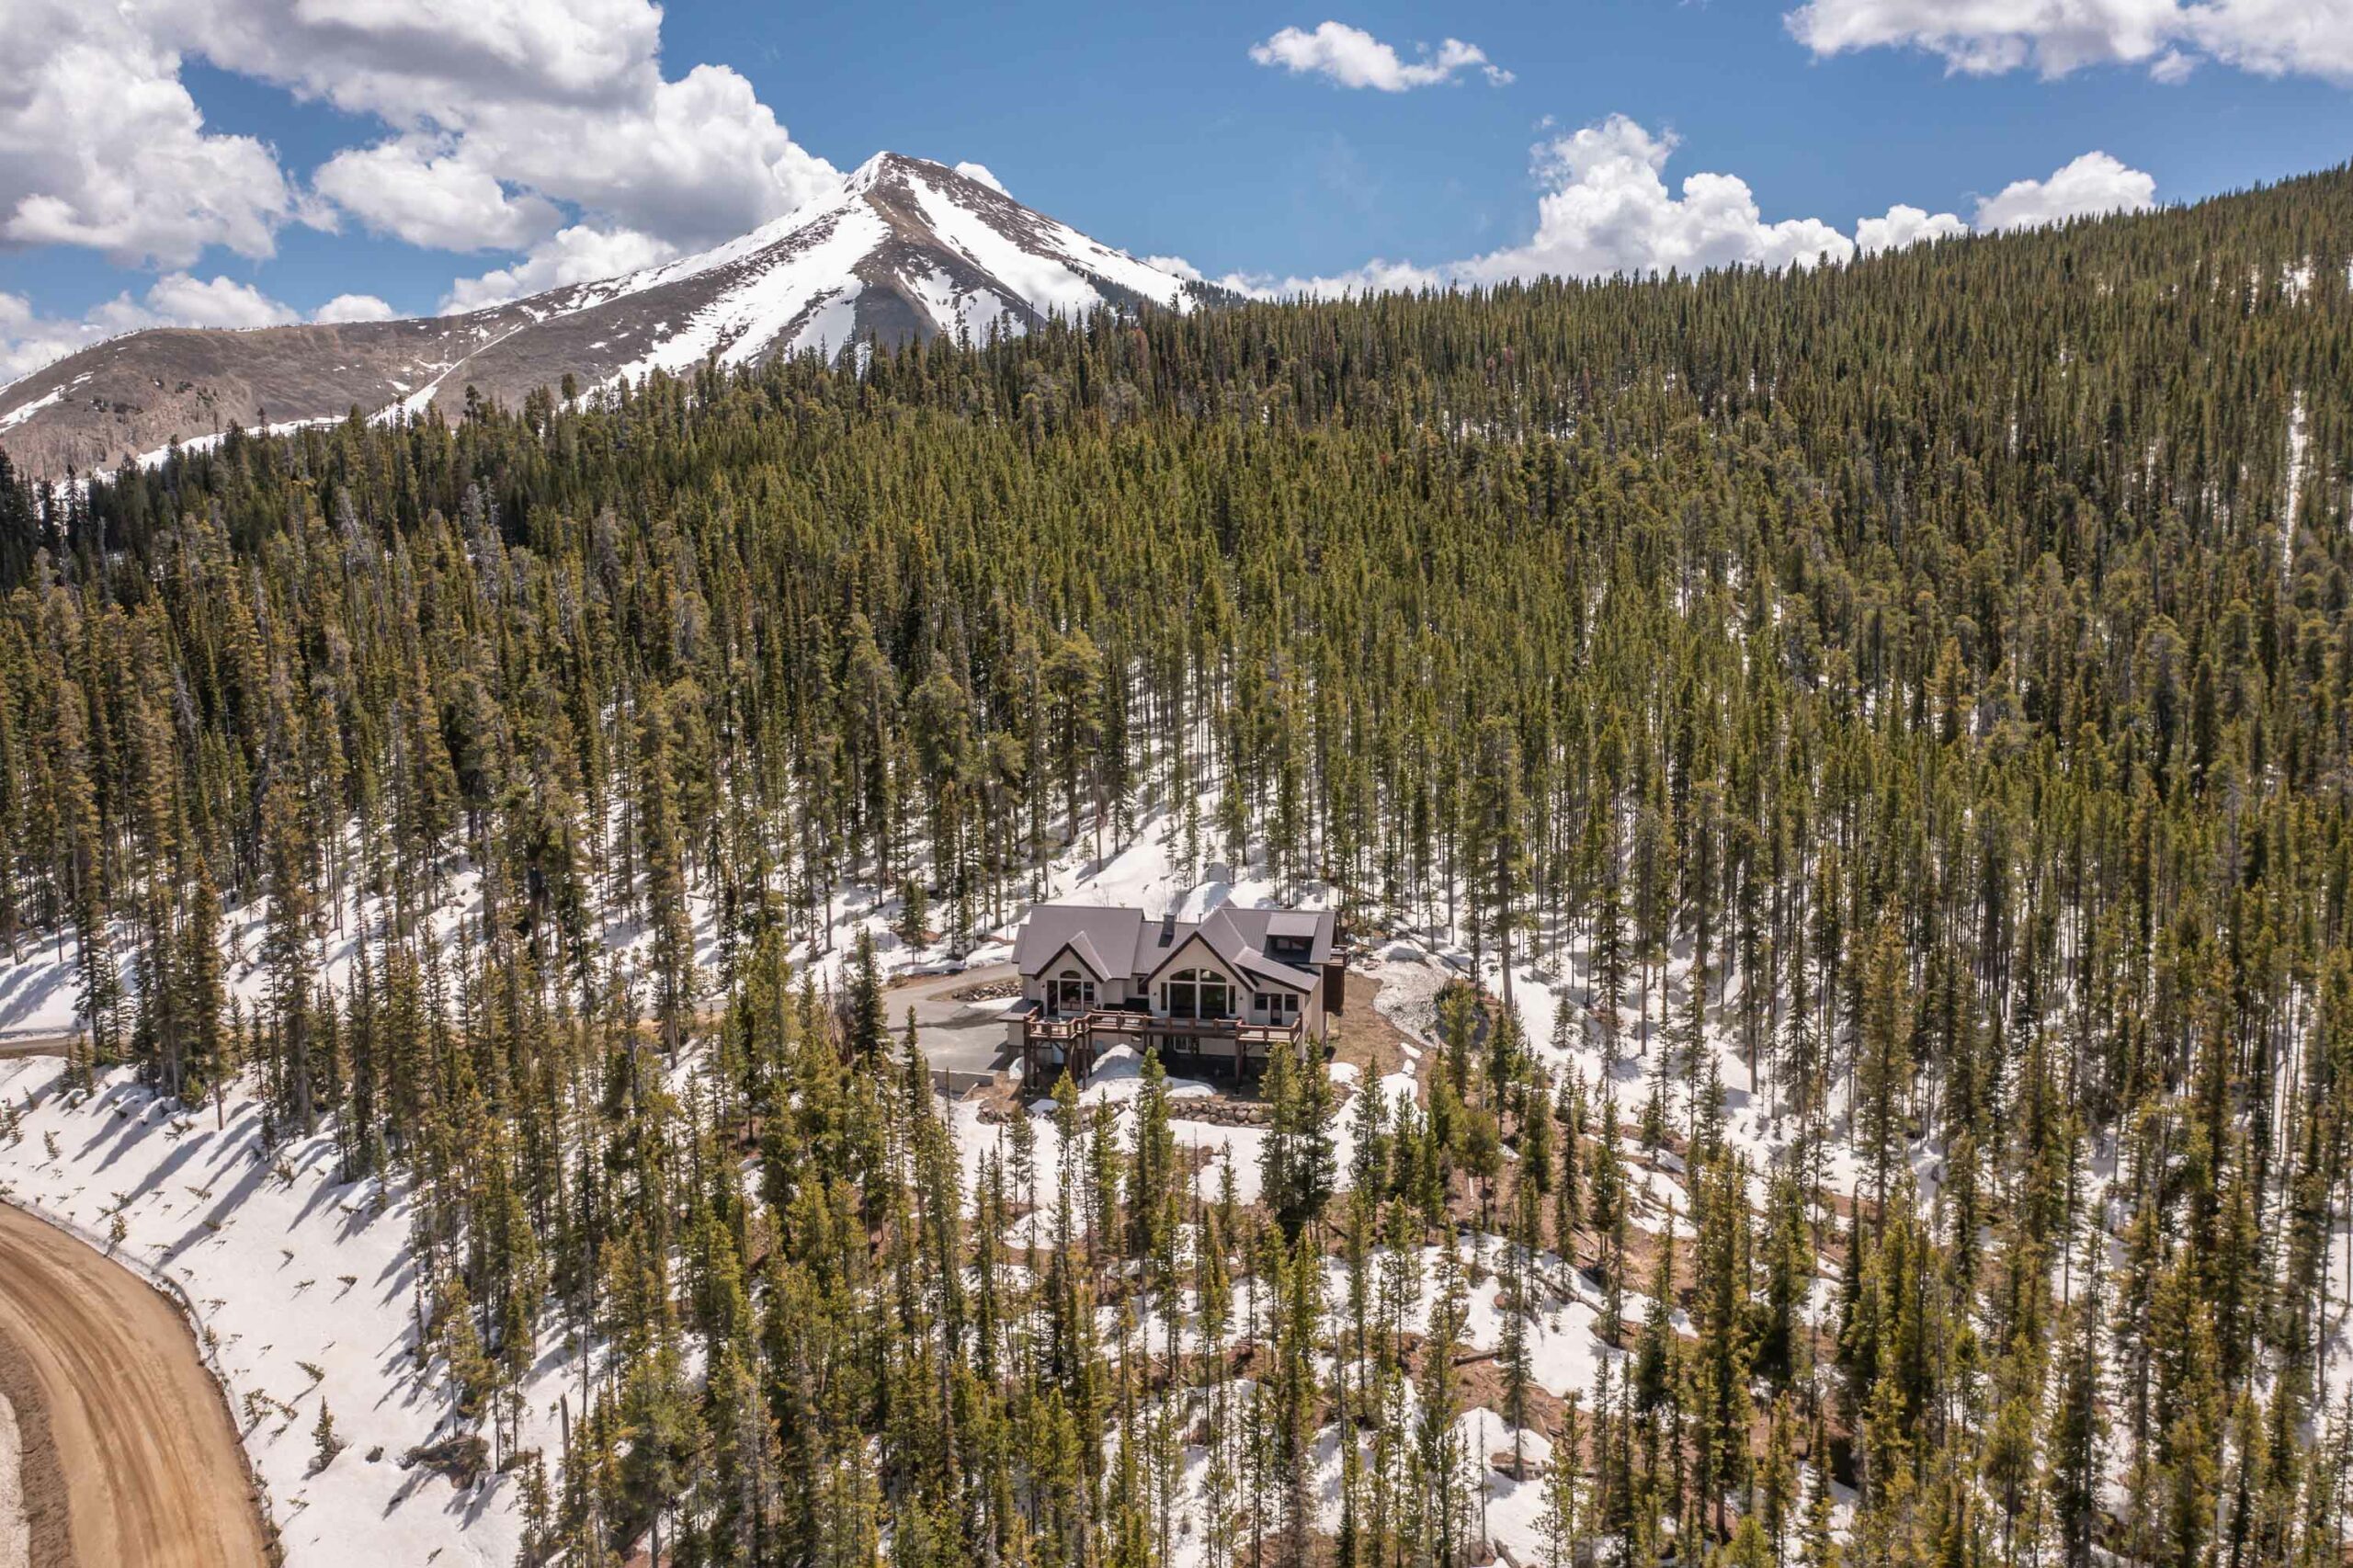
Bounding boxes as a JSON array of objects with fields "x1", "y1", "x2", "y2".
[{"x1": 1006, "y1": 903, "x2": 1344, "y2": 1085}]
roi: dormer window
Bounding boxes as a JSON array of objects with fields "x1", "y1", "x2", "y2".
[{"x1": 1052, "y1": 970, "x2": 1096, "y2": 1015}]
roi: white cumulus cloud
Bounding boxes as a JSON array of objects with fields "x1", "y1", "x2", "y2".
[
  {"x1": 1249, "y1": 22, "x2": 1513, "y2": 90},
  {"x1": 1206, "y1": 257, "x2": 1445, "y2": 301},
  {"x1": 1145, "y1": 248, "x2": 1442, "y2": 301},
  {"x1": 313, "y1": 136, "x2": 562, "y2": 252},
  {"x1": 440, "y1": 223, "x2": 678, "y2": 312},
  {"x1": 314, "y1": 293, "x2": 399, "y2": 324},
  {"x1": 954, "y1": 163, "x2": 1008, "y2": 195},
  {"x1": 0, "y1": 296, "x2": 83, "y2": 387},
  {"x1": 1163, "y1": 119, "x2": 1859, "y2": 301},
  {"x1": 1, "y1": 273, "x2": 304, "y2": 384},
  {"x1": 158, "y1": 0, "x2": 667, "y2": 124},
  {"x1": 1171, "y1": 121, "x2": 2159, "y2": 301},
  {"x1": 1456, "y1": 116, "x2": 1854, "y2": 283},
  {"x1": 1857, "y1": 203, "x2": 1972, "y2": 253},
  {"x1": 1786, "y1": 0, "x2": 2353, "y2": 83},
  {"x1": 0, "y1": 0, "x2": 297, "y2": 268},
  {"x1": 137, "y1": 272, "x2": 302, "y2": 330},
  {"x1": 427, "y1": 63, "x2": 838, "y2": 251},
  {"x1": 173, "y1": 0, "x2": 841, "y2": 255},
  {"x1": 1973, "y1": 150, "x2": 2157, "y2": 230},
  {"x1": 3, "y1": 0, "x2": 839, "y2": 314}
]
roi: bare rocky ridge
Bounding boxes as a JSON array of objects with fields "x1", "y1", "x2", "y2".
[
  {"x1": 0, "y1": 309, "x2": 548, "y2": 483},
  {"x1": 0, "y1": 153, "x2": 1210, "y2": 480}
]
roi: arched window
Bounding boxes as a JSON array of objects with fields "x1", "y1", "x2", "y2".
[
  {"x1": 1162, "y1": 968, "x2": 1231, "y2": 1020},
  {"x1": 1052, "y1": 969, "x2": 1096, "y2": 1015}
]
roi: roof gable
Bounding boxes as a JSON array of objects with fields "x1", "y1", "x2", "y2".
[
  {"x1": 1014, "y1": 904, "x2": 1146, "y2": 977},
  {"x1": 1142, "y1": 929, "x2": 1239, "y2": 988},
  {"x1": 1036, "y1": 934, "x2": 1109, "y2": 982},
  {"x1": 1147, "y1": 916, "x2": 1320, "y2": 994}
]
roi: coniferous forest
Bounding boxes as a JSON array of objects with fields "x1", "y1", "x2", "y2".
[{"x1": 0, "y1": 165, "x2": 2348, "y2": 1568}]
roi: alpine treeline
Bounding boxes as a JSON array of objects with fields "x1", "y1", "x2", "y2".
[{"x1": 0, "y1": 164, "x2": 2348, "y2": 1567}]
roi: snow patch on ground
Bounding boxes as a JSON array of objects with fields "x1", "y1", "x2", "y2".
[
  {"x1": 789, "y1": 281, "x2": 865, "y2": 358},
  {"x1": 2286, "y1": 387, "x2": 2308, "y2": 575},
  {"x1": 905, "y1": 267, "x2": 1023, "y2": 346},
  {"x1": 133, "y1": 415, "x2": 345, "y2": 471},
  {"x1": 0, "y1": 387, "x2": 63, "y2": 437},
  {"x1": 0, "y1": 770, "x2": 1872, "y2": 1568}
]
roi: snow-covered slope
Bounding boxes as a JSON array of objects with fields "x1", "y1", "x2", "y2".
[
  {"x1": 0, "y1": 775, "x2": 1929, "y2": 1567},
  {"x1": 0, "y1": 153, "x2": 1212, "y2": 479}
]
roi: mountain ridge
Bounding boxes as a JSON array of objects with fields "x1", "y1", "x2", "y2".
[{"x1": 0, "y1": 153, "x2": 1208, "y2": 479}]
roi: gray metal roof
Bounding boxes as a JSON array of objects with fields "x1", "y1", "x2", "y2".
[
  {"x1": 1190, "y1": 908, "x2": 1323, "y2": 992},
  {"x1": 1012, "y1": 904, "x2": 1147, "y2": 979},
  {"x1": 1017, "y1": 901, "x2": 1333, "y2": 993},
  {"x1": 1206, "y1": 905, "x2": 1336, "y2": 966}
]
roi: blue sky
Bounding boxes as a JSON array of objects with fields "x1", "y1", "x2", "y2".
[
  {"x1": 737, "y1": 0, "x2": 2347, "y2": 278},
  {"x1": 2, "y1": 0, "x2": 2347, "y2": 378}
]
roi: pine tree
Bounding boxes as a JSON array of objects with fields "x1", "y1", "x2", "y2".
[
  {"x1": 312, "y1": 1399, "x2": 343, "y2": 1472},
  {"x1": 1855, "y1": 916, "x2": 1912, "y2": 1225}
]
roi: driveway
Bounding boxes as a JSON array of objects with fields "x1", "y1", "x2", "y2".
[{"x1": 886, "y1": 963, "x2": 1021, "y2": 1079}]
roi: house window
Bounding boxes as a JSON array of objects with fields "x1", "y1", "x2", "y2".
[
  {"x1": 1052, "y1": 970, "x2": 1095, "y2": 1015},
  {"x1": 1256, "y1": 992, "x2": 1299, "y2": 1024},
  {"x1": 1164, "y1": 968, "x2": 1231, "y2": 1020}
]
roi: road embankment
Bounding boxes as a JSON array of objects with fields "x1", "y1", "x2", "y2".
[{"x1": 0, "y1": 1201, "x2": 271, "y2": 1565}]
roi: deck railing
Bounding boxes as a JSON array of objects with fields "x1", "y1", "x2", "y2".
[{"x1": 1024, "y1": 1008, "x2": 1303, "y2": 1050}]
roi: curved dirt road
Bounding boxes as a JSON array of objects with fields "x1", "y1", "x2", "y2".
[{"x1": 0, "y1": 1202, "x2": 270, "y2": 1566}]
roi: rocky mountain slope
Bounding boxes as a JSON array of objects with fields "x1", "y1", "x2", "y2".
[{"x1": 0, "y1": 153, "x2": 1206, "y2": 479}]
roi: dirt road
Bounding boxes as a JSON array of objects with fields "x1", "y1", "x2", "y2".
[{"x1": 0, "y1": 1202, "x2": 270, "y2": 1566}]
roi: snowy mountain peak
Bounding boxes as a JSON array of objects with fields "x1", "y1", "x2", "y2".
[
  {"x1": 563, "y1": 149, "x2": 1200, "y2": 388},
  {"x1": 843, "y1": 149, "x2": 929, "y2": 194},
  {"x1": 0, "y1": 152, "x2": 1212, "y2": 478}
]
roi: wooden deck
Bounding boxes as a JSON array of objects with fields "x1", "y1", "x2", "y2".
[{"x1": 1017, "y1": 1008, "x2": 1306, "y2": 1085}]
